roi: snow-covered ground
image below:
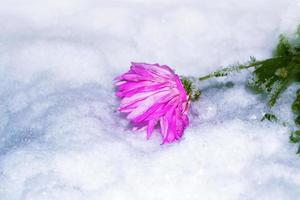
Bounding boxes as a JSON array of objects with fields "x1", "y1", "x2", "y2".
[{"x1": 1, "y1": 0, "x2": 300, "y2": 199}]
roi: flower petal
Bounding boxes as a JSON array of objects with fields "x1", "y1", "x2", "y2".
[
  {"x1": 115, "y1": 62, "x2": 190, "y2": 143},
  {"x1": 126, "y1": 90, "x2": 170, "y2": 120},
  {"x1": 147, "y1": 119, "x2": 157, "y2": 139}
]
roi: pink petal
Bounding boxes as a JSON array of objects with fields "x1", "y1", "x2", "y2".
[
  {"x1": 131, "y1": 62, "x2": 174, "y2": 76},
  {"x1": 117, "y1": 82, "x2": 170, "y2": 98},
  {"x1": 127, "y1": 90, "x2": 170, "y2": 120},
  {"x1": 147, "y1": 119, "x2": 157, "y2": 139},
  {"x1": 120, "y1": 89, "x2": 168, "y2": 109}
]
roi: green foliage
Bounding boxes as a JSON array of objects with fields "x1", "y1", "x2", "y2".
[
  {"x1": 291, "y1": 89, "x2": 300, "y2": 153},
  {"x1": 198, "y1": 25, "x2": 300, "y2": 154},
  {"x1": 249, "y1": 33, "x2": 300, "y2": 107},
  {"x1": 260, "y1": 112, "x2": 288, "y2": 127},
  {"x1": 261, "y1": 113, "x2": 278, "y2": 122},
  {"x1": 181, "y1": 78, "x2": 193, "y2": 96},
  {"x1": 191, "y1": 90, "x2": 202, "y2": 101},
  {"x1": 181, "y1": 78, "x2": 202, "y2": 102},
  {"x1": 290, "y1": 130, "x2": 300, "y2": 143},
  {"x1": 249, "y1": 27, "x2": 300, "y2": 154},
  {"x1": 292, "y1": 89, "x2": 300, "y2": 114},
  {"x1": 290, "y1": 130, "x2": 300, "y2": 154}
]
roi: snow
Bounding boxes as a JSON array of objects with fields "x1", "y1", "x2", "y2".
[{"x1": 1, "y1": 0, "x2": 300, "y2": 199}]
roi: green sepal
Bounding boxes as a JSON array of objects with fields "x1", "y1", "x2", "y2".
[{"x1": 181, "y1": 77, "x2": 202, "y2": 102}]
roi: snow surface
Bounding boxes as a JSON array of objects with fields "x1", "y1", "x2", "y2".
[{"x1": 1, "y1": 0, "x2": 300, "y2": 199}]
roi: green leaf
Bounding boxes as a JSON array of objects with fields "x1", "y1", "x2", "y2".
[
  {"x1": 290, "y1": 130, "x2": 300, "y2": 143},
  {"x1": 274, "y1": 35, "x2": 292, "y2": 57},
  {"x1": 292, "y1": 89, "x2": 300, "y2": 114},
  {"x1": 249, "y1": 34, "x2": 300, "y2": 106},
  {"x1": 296, "y1": 146, "x2": 300, "y2": 154},
  {"x1": 261, "y1": 113, "x2": 278, "y2": 122},
  {"x1": 295, "y1": 130, "x2": 300, "y2": 136},
  {"x1": 296, "y1": 116, "x2": 300, "y2": 126}
]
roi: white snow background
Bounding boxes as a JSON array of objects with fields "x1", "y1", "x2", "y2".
[{"x1": 1, "y1": 0, "x2": 300, "y2": 199}]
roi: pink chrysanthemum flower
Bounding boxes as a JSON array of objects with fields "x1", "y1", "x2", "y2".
[{"x1": 115, "y1": 62, "x2": 190, "y2": 144}]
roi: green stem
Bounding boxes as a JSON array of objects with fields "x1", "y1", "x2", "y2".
[
  {"x1": 198, "y1": 63, "x2": 257, "y2": 81},
  {"x1": 198, "y1": 57, "x2": 289, "y2": 81}
]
